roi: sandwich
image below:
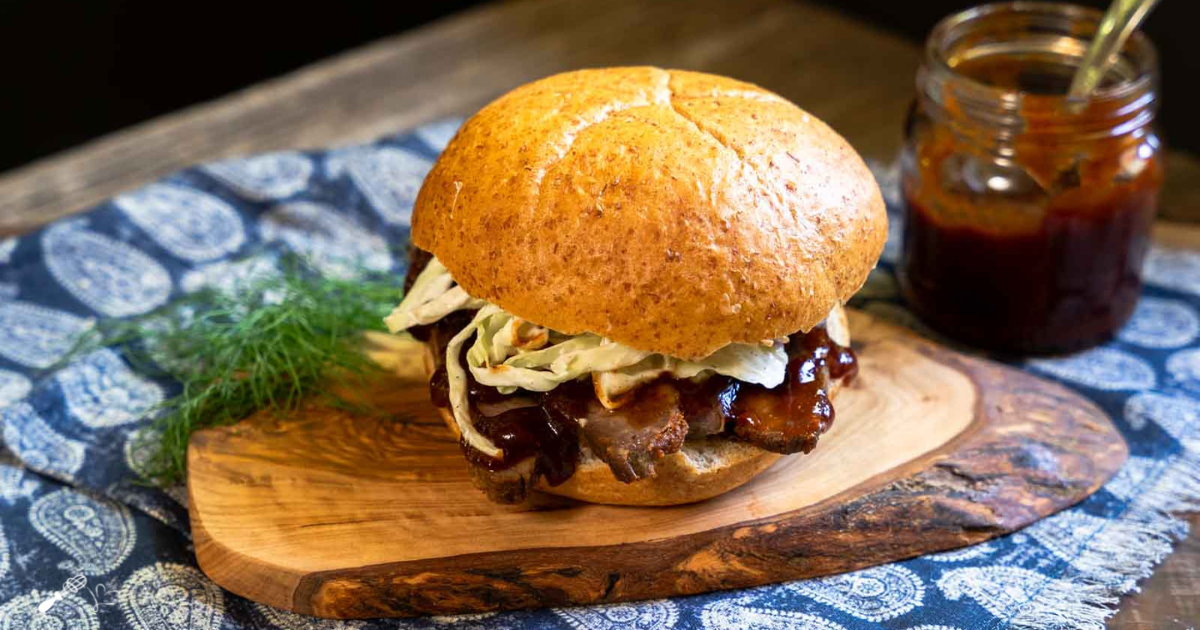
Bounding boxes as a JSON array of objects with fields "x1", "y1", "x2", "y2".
[{"x1": 385, "y1": 67, "x2": 887, "y2": 505}]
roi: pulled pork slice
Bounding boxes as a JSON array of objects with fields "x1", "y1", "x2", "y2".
[
  {"x1": 573, "y1": 382, "x2": 688, "y2": 483},
  {"x1": 469, "y1": 457, "x2": 536, "y2": 504}
]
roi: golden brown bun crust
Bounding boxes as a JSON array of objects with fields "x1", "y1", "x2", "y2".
[
  {"x1": 424, "y1": 340, "x2": 847, "y2": 506},
  {"x1": 412, "y1": 67, "x2": 886, "y2": 360}
]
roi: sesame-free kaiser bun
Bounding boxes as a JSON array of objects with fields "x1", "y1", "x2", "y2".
[
  {"x1": 394, "y1": 67, "x2": 886, "y2": 506},
  {"x1": 412, "y1": 66, "x2": 887, "y2": 361}
]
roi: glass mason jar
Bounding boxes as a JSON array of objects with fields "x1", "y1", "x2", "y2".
[{"x1": 898, "y1": 2, "x2": 1163, "y2": 354}]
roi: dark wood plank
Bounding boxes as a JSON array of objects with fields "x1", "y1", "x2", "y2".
[{"x1": 188, "y1": 312, "x2": 1126, "y2": 618}]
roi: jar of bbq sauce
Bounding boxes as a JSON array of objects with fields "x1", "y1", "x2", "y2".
[{"x1": 899, "y1": 2, "x2": 1163, "y2": 354}]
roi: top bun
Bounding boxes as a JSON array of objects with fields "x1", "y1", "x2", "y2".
[{"x1": 412, "y1": 67, "x2": 886, "y2": 360}]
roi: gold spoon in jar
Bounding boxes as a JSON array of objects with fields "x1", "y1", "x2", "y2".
[
  {"x1": 1066, "y1": 0, "x2": 1161, "y2": 110},
  {"x1": 1016, "y1": 0, "x2": 1162, "y2": 194}
]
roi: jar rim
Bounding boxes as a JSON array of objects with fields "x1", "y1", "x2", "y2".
[{"x1": 925, "y1": 1, "x2": 1159, "y2": 107}]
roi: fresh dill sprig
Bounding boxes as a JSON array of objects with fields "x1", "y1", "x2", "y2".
[{"x1": 64, "y1": 255, "x2": 404, "y2": 485}]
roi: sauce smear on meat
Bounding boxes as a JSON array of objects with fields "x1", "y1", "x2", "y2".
[{"x1": 730, "y1": 326, "x2": 857, "y2": 454}]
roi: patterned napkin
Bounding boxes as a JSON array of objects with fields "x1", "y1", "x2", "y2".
[{"x1": 0, "y1": 120, "x2": 1197, "y2": 630}]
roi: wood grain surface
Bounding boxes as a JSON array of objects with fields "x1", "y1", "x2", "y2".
[
  {"x1": 3, "y1": 0, "x2": 1195, "y2": 623},
  {"x1": 188, "y1": 311, "x2": 1127, "y2": 618}
]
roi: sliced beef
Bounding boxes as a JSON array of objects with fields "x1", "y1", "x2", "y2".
[
  {"x1": 732, "y1": 352, "x2": 834, "y2": 454},
  {"x1": 678, "y1": 376, "x2": 740, "y2": 439},
  {"x1": 570, "y1": 382, "x2": 688, "y2": 483},
  {"x1": 459, "y1": 402, "x2": 581, "y2": 505},
  {"x1": 468, "y1": 457, "x2": 536, "y2": 504},
  {"x1": 477, "y1": 396, "x2": 540, "y2": 417}
]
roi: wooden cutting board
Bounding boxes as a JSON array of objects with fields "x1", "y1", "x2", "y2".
[{"x1": 187, "y1": 310, "x2": 1127, "y2": 619}]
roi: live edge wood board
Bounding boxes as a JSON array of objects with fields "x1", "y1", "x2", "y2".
[{"x1": 187, "y1": 309, "x2": 1127, "y2": 619}]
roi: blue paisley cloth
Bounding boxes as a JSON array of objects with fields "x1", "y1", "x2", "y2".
[{"x1": 1, "y1": 119, "x2": 1198, "y2": 630}]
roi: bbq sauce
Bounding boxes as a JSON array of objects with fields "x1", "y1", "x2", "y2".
[
  {"x1": 462, "y1": 405, "x2": 580, "y2": 486},
  {"x1": 677, "y1": 375, "x2": 740, "y2": 438},
  {"x1": 730, "y1": 326, "x2": 856, "y2": 454},
  {"x1": 430, "y1": 320, "x2": 856, "y2": 480},
  {"x1": 902, "y1": 193, "x2": 1157, "y2": 353},
  {"x1": 900, "y1": 59, "x2": 1161, "y2": 353},
  {"x1": 900, "y1": 4, "x2": 1162, "y2": 354},
  {"x1": 428, "y1": 351, "x2": 582, "y2": 486}
]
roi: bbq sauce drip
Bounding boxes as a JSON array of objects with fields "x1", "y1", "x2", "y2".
[
  {"x1": 729, "y1": 326, "x2": 856, "y2": 454},
  {"x1": 462, "y1": 404, "x2": 580, "y2": 486},
  {"x1": 428, "y1": 358, "x2": 581, "y2": 486}
]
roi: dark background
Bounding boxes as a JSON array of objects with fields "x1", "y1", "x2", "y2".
[{"x1": 1, "y1": 0, "x2": 1195, "y2": 174}]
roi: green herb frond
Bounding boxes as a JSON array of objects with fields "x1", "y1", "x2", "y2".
[{"x1": 64, "y1": 254, "x2": 405, "y2": 485}]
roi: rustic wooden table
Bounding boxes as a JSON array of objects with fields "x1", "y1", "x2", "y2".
[{"x1": 0, "y1": 0, "x2": 1195, "y2": 625}]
